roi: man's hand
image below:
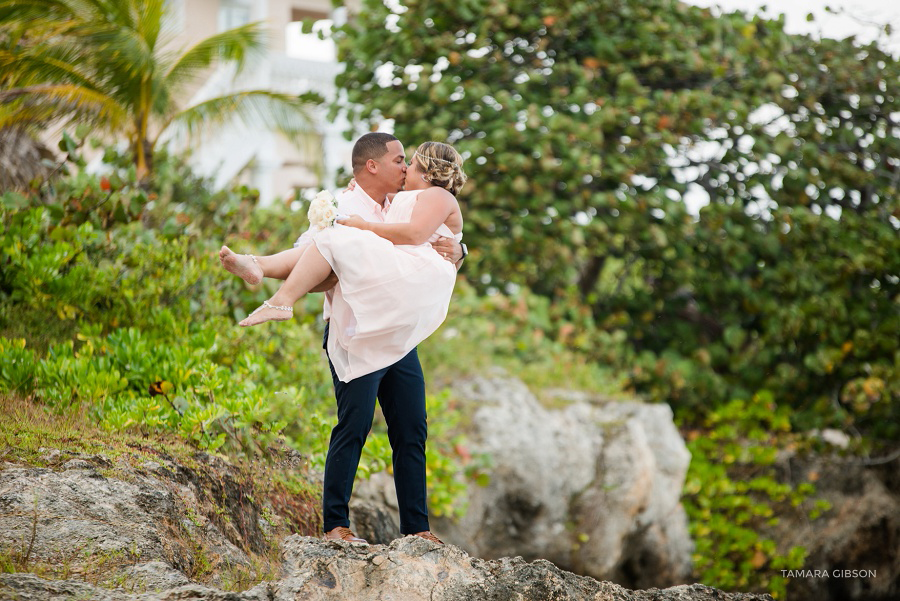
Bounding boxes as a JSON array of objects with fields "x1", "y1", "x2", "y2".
[{"x1": 432, "y1": 236, "x2": 463, "y2": 264}]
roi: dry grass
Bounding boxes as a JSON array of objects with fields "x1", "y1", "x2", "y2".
[{"x1": 0, "y1": 393, "x2": 322, "y2": 592}]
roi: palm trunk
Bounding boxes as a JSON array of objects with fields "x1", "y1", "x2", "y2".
[
  {"x1": 135, "y1": 145, "x2": 148, "y2": 180},
  {"x1": 134, "y1": 114, "x2": 151, "y2": 181},
  {"x1": 135, "y1": 78, "x2": 152, "y2": 180}
]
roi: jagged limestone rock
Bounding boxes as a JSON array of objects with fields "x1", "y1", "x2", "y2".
[
  {"x1": 357, "y1": 377, "x2": 694, "y2": 588},
  {"x1": 0, "y1": 536, "x2": 774, "y2": 601}
]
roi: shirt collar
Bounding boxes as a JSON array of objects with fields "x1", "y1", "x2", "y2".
[{"x1": 354, "y1": 185, "x2": 390, "y2": 215}]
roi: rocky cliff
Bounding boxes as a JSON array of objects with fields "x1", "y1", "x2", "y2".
[
  {"x1": 1, "y1": 535, "x2": 775, "y2": 601},
  {"x1": 2, "y1": 376, "x2": 896, "y2": 600},
  {"x1": 0, "y1": 430, "x2": 767, "y2": 601}
]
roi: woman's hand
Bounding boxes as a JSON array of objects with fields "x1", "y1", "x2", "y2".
[
  {"x1": 336, "y1": 214, "x2": 368, "y2": 230},
  {"x1": 344, "y1": 178, "x2": 357, "y2": 191}
]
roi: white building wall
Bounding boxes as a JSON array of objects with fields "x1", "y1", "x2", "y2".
[{"x1": 164, "y1": 0, "x2": 360, "y2": 206}]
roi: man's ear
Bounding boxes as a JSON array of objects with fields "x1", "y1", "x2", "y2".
[{"x1": 365, "y1": 158, "x2": 379, "y2": 174}]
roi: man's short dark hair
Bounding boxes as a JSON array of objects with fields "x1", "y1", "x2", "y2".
[{"x1": 351, "y1": 132, "x2": 400, "y2": 173}]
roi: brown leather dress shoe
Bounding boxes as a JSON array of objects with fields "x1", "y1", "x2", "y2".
[
  {"x1": 324, "y1": 526, "x2": 368, "y2": 544},
  {"x1": 412, "y1": 531, "x2": 444, "y2": 544}
]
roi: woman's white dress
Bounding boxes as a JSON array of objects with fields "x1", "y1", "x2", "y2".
[{"x1": 313, "y1": 189, "x2": 461, "y2": 382}]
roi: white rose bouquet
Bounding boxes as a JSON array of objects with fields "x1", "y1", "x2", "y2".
[{"x1": 307, "y1": 190, "x2": 339, "y2": 231}]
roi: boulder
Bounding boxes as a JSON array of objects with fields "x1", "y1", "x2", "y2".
[
  {"x1": 0, "y1": 446, "x2": 318, "y2": 590},
  {"x1": 768, "y1": 453, "x2": 900, "y2": 601},
  {"x1": 348, "y1": 499, "x2": 400, "y2": 545},
  {"x1": 0, "y1": 455, "x2": 249, "y2": 579},
  {"x1": 358, "y1": 377, "x2": 694, "y2": 588}
]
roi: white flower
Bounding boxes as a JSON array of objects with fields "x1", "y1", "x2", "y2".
[
  {"x1": 308, "y1": 207, "x2": 322, "y2": 226},
  {"x1": 308, "y1": 189, "x2": 338, "y2": 230}
]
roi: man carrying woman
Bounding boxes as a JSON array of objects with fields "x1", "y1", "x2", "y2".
[{"x1": 220, "y1": 133, "x2": 467, "y2": 544}]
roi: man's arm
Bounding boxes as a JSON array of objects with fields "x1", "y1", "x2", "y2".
[{"x1": 310, "y1": 272, "x2": 338, "y2": 292}]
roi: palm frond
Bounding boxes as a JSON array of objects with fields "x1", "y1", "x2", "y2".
[
  {"x1": 161, "y1": 22, "x2": 267, "y2": 91},
  {"x1": 88, "y1": 0, "x2": 138, "y2": 29},
  {"x1": 0, "y1": 97, "x2": 58, "y2": 127},
  {"x1": 86, "y1": 28, "x2": 165, "y2": 105},
  {"x1": 134, "y1": 0, "x2": 167, "y2": 51},
  {"x1": 1, "y1": 0, "x2": 315, "y2": 180},
  {"x1": 0, "y1": 0, "x2": 73, "y2": 22},
  {"x1": 0, "y1": 84, "x2": 128, "y2": 129},
  {"x1": 0, "y1": 0, "x2": 114, "y2": 35},
  {"x1": 158, "y1": 90, "x2": 320, "y2": 149},
  {"x1": 2, "y1": 44, "x2": 103, "y2": 89}
]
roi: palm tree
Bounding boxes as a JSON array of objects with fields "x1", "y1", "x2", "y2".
[{"x1": 0, "y1": 0, "x2": 317, "y2": 182}]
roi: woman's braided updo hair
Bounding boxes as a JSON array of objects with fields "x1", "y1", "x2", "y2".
[{"x1": 412, "y1": 141, "x2": 467, "y2": 195}]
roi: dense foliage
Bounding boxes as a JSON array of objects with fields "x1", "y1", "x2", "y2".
[
  {"x1": 0, "y1": 149, "x2": 477, "y2": 518},
  {"x1": 682, "y1": 392, "x2": 829, "y2": 598},
  {"x1": 329, "y1": 0, "x2": 899, "y2": 439},
  {"x1": 326, "y1": 0, "x2": 898, "y2": 595}
]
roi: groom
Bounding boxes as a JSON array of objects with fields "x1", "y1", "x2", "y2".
[{"x1": 298, "y1": 132, "x2": 464, "y2": 544}]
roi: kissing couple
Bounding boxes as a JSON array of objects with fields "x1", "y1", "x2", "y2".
[{"x1": 220, "y1": 133, "x2": 467, "y2": 544}]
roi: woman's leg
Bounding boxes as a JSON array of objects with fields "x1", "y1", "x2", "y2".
[
  {"x1": 219, "y1": 245, "x2": 306, "y2": 284},
  {"x1": 238, "y1": 244, "x2": 335, "y2": 327}
]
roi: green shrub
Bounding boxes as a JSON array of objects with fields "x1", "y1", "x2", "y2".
[
  {"x1": 682, "y1": 391, "x2": 827, "y2": 599},
  {"x1": 420, "y1": 280, "x2": 627, "y2": 401},
  {"x1": 0, "y1": 338, "x2": 36, "y2": 394},
  {"x1": 0, "y1": 158, "x2": 484, "y2": 512}
]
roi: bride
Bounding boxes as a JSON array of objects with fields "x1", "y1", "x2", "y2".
[{"x1": 224, "y1": 141, "x2": 465, "y2": 383}]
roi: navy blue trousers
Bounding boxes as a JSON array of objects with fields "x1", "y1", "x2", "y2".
[{"x1": 321, "y1": 323, "x2": 430, "y2": 534}]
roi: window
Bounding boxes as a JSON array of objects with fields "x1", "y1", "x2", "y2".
[
  {"x1": 219, "y1": 0, "x2": 252, "y2": 31},
  {"x1": 285, "y1": 11, "x2": 336, "y2": 63}
]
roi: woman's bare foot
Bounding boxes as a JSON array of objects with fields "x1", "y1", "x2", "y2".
[
  {"x1": 220, "y1": 245, "x2": 263, "y2": 285},
  {"x1": 238, "y1": 300, "x2": 293, "y2": 327}
]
